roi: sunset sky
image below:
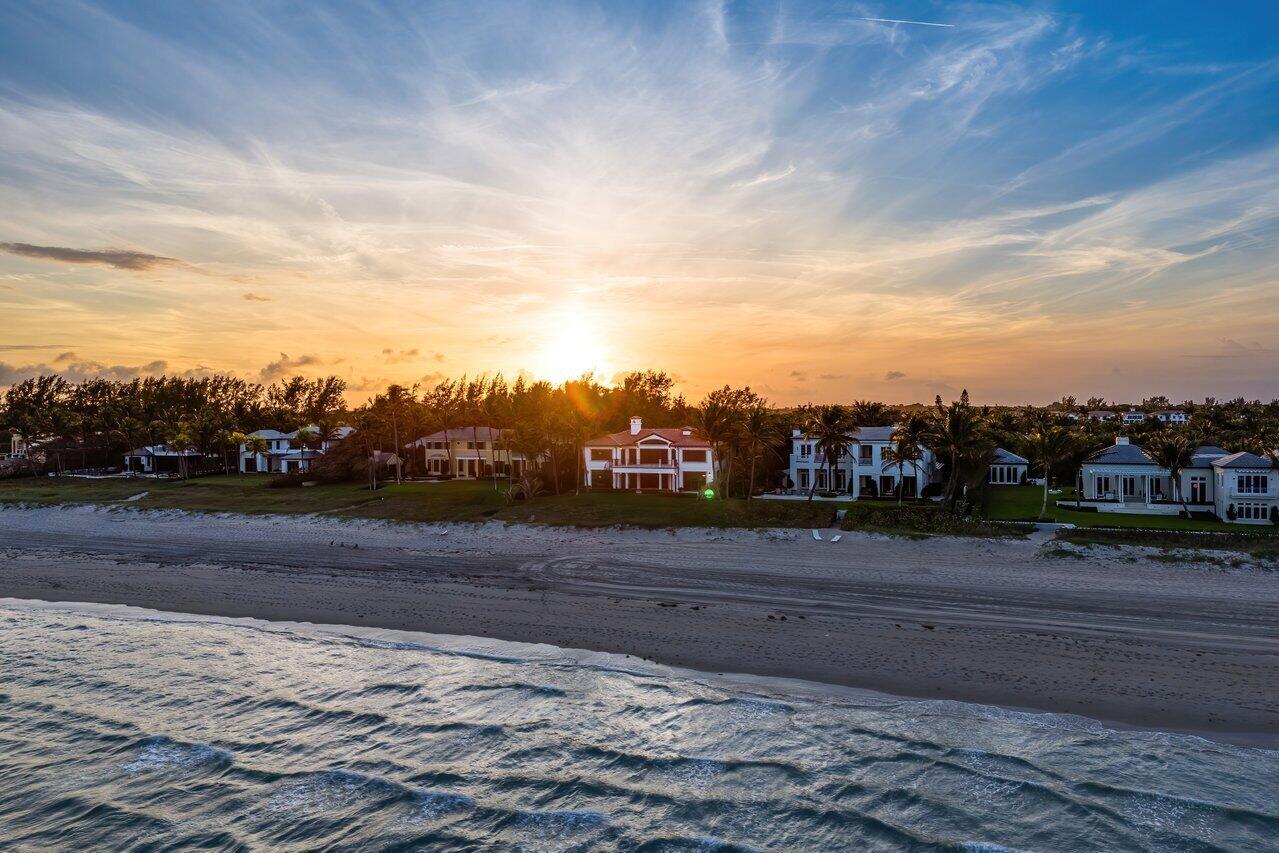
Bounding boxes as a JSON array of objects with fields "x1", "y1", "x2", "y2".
[{"x1": 2, "y1": 1, "x2": 1277, "y2": 404}]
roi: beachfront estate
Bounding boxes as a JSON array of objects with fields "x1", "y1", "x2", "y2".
[
  {"x1": 239, "y1": 426, "x2": 354, "y2": 474},
  {"x1": 407, "y1": 427, "x2": 529, "y2": 479},
  {"x1": 1077, "y1": 437, "x2": 1277, "y2": 524},
  {"x1": 583, "y1": 417, "x2": 715, "y2": 493}
]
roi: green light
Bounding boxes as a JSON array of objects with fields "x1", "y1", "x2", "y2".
[{"x1": 702, "y1": 488, "x2": 715, "y2": 499}]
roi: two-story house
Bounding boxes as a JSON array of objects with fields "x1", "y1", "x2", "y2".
[
  {"x1": 583, "y1": 417, "x2": 714, "y2": 492},
  {"x1": 239, "y1": 426, "x2": 353, "y2": 474},
  {"x1": 407, "y1": 426, "x2": 528, "y2": 478},
  {"x1": 786, "y1": 426, "x2": 936, "y2": 499}
]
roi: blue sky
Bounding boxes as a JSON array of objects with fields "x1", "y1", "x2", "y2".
[{"x1": 1, "y1": 1, "x2": 1277, "y2": 403}]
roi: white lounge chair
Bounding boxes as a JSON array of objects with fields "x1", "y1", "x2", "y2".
[
  {"x1": 811, "y1": 530, "x2": 823, "y2": 541},
  {"x1": 830, "y1": 534, "x2": 842, "y2": 543}
]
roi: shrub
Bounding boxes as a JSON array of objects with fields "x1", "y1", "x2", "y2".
[
  {"x1": 266, "y1": 472, "x2": 307, "y2": 488},
  {"x1": 841, "y1": 503, "x2": 1032, "y2": 538}
]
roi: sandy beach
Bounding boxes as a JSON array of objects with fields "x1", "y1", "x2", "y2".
[{"x1": 1, "y1": 504, "x2": 1276, "y2": 746}]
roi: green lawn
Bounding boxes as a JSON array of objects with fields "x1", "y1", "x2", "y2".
[
  {"x1": 982, "y1": 485, "x2": 1253, "y2": 532},
  {"x1": 0, "y1": 475, "x2": 835, "y2": 530}
]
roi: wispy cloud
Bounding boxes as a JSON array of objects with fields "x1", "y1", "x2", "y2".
[
  {"x1": 0, "y1": 2, "x2": 1275, "y2": 402},
  {"x1": 0, "y1": 242, "x2": 181, "y2": 271}
]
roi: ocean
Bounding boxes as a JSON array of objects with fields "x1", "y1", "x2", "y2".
[{"x1": 1, "y1": 600, "x2": 1275, "y2": 851}]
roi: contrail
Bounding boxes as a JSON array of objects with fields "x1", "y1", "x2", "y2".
[{"x1": 854, "y1": 16, "x2": 955, "y2": 28}]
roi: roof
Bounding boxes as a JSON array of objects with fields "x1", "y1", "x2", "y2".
[
  {"x1": 992, "y1": 447, "x2": 1029, "y2": 465},
  {"x1": 1087, "y1": 410, "x2": 1117, "y2": 417},
  {"x1": 125, "y1": 444, "x2": 207, "y2": 457},
  {"x1": 1154, "y1": 409, "x2": 1186, "y2": 415},
  {"x1": 409, "y1": 426, "x2": 506, "y2": 445},
  {"x1": 247, "y1": 429, "x2": 289, "y2": 440},
  {"x1": 1211, "y1": 451, "x2": 1272, "y2": 469},
  {"x1": 792, "y1": 425, "x2": 899, "y2": 442},
  {"x1": 1190, "y1": 445, "x2": 1228, "y2": 464},
  {"x1": 585, "y1": 427, "x2": 710, "y2": 448},
  {"x1": 1083, "y1": 442, "x2": 1154, "y2": 466}
]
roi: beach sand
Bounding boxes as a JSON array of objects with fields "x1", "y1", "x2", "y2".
[{"x1": 2, "y1": 504, "x2": 1276, "y2": 746}]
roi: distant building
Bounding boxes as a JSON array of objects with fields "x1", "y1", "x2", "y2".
[
  {"x1": 123, "y1": 445, "x2": 218, "y2": 475},
  {"x1": 1076, "y1": 437, "x2": 1276, "y2": 524},
  {"x1": 988, "y1": 448, "x2": 1029, "y2": 486},
  {"x1": 239, "y1": 426, "x2": 353, "y2": 474},
  {"x1": 1087, "y1": 410, "x2": 1118, "y2": 422},
  {"x1": 583, "y1": 417, "x2": 715, "y2": 492},
  {"x1": 1153, "y1": 409, "x2": 1188, "y2": 425},
  {"x1": 1121, "y1": 409, "x2": 1146, "y2": 425},
  {"x1": 407, "y1": 426, "x2": 528, "y2": 478}
]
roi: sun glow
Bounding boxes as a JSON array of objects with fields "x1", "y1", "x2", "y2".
[{"x1": 534, "y1": 310, "x2": 612, "y2": 385}]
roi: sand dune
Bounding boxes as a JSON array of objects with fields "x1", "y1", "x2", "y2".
[{"x1": 1, "y1": 505, "x2": 1276, "y2": 745}]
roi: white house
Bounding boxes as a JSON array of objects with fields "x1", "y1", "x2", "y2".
[
  {"x1": 407, "y1": 426, "x2": 528, "y2": 478},
  {"x1": 988, "y1": 448, "x2": 1029, "y2": 486},
  {"x1": 1075, "y1": 437, "x2": 1275, "y2": 524},
  {"x1": 239, "y1": 426, "x2": 353, "y2": 474},
  {"x1": 3, "y1": 433, "x2": 30, "y2": 460},
  {"x1": 583, "y1": 416, "x2": 714, "y2": 492},
  {"x1": 786, "y1": 426, "x2": 936, "y2": 499},
  {"x1": 1211, "y1": 451, "x2": 1277, "y2": 524},
  {"x1": 1121, "y1": 409, "x2": 1147, "y2": 425},
  {"x1": 1153, "y1": 409, "x2": 1188, "y2": 425},
  {"x1": 123, "y1": 445, "x2": 218, "y2": 475},
  {"x1": 1087, "y1": 410, "x2": 1118, "y2": 422}
]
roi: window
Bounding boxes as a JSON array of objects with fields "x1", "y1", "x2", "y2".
[
  {"x1": 1095, "y1": 475, "x2": 1111, "y2": 498},
  {"x1": 1237, "y1": 503, "x2": 1268, "y2": 521},
  {"x1": 859, "y1": 445, "x2": 873, "y2": 463},
  {"x1": 799, "y1": 443, "x2": 811, "y2": 459},
  {"x1": 1190, "y1": 476, "x2": 1207, "y2": 503},
  {"x1": 1239, "y1": 474, "x2": 1269, "y2": 495},
  {"x1": 682, "y1": 449, "x2": 707, "y2": 463},
  {"x1": 590, "y1": 449, "x2": 611, "y2": 461}
]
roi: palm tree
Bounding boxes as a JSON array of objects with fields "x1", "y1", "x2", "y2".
[
  {"x1": 292, "y1": 427, "x2": 320, "y2": 475},
  {"x1": 245, "y1": 434, "x2": 270, "y2": 473},
  {"x1": 691, "y1": 396, "x2": 738, "y2": 498},
  {"x1": 882, "y1": 437, "x2": 922, "y2": 505},
  {"x1": 928, "y1": 402, "x2": 989, "y2": 508},
  {"x1": 1025, "y1": 426, "x2": 1075, "y2": 519},
  {"x1": 803, "y1": 404, "x2": 854, "y2": 501},
  {"x1": 740, "y1": 403, "x2": 782, "y2": 499},
  {"x1": 1146, "y1": 434, "x2": 1196, "y2": 518},
  {"x1": 218, "y1": 429, "x2": 246, "y2": 475}
]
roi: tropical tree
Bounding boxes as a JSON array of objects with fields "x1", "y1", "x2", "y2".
[
  {"x1": 1024, "y1": 426, "x2": 1075, "y2": 519},
  {"x1": 245, "y1": 434, "x2": 270, "y2": 473},
  {"x1": 928, "y1": 397, "x2": 990, "y2": 508},
  {"x1": 1146, "y1": 434, "x2": 1196, "y2": 518},
  {"x1": 882, "y1": 437, "x2": 922, "y2": 505},
  {"x1": 740, "y1": 403, "x2": 782, "y2": 499},
  {"x1": 803, "y1": 404, "x2": 854, "y2": 501}
]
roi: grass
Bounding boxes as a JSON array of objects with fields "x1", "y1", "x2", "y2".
[
  {"x1": 0, "y1": 475, "x2": 835, "y2": 530},
  {"x1": 840, "y1": 500, "x2": 1033, "y2": 538},
  {"x1": 983, "y1": 485, "x2": 1252, "y2": 532},
  {"x1": 1057, "y1": 528, "x2": 1279, "y2": 561}
]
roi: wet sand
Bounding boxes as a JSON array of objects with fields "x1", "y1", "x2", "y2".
[{"x1": 1, "y1": 505, "x2": 1277, "y2": 746}]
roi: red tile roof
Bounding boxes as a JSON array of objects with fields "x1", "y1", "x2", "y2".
[{"x1": 585, "y1": 427, "x2": 710, "y2": 448}]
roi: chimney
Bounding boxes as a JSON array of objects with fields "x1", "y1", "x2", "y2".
[
  {"x1": 1116, "y1": 436, "x2": 1130, "y2": 445},
  {"x1": 629, "y1": 416, "x2": 642, "y2": 435},
  {"x1": 681, "y1": 428, "x2": 691, "y2": 437}
]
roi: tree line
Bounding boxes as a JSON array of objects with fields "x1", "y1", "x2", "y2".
[{"x1": 3, "y1": 372, "x2": 1277, "y2": 515}]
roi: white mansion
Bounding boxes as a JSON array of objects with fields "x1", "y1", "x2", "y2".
[
  {"x1": 786, "y1": 426, "x2": 936, "y2": 499},
  {"x1": 1077, "y1": 437, "x2": 1276, "y2": 524}
]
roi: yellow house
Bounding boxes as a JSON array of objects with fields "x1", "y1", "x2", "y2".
[{"x1": 407, "y1": 426, "x2": 528, "y2": 478}]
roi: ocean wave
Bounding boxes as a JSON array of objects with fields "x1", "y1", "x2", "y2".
[{"x1": 122, "y1": 735, "x2": 232, "y2": 774}]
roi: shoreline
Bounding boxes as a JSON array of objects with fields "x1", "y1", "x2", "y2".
[
  {"x1": 2, "y1": 504, "x2": 1277, "y2": 747},
  {"x1": 7, "y1": 596, "x2": 1271, "y2": 752}
]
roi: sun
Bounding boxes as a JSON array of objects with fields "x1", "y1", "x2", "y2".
[{"x1": 535, "y1": 314, "x2": 611, "y2": 384}]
